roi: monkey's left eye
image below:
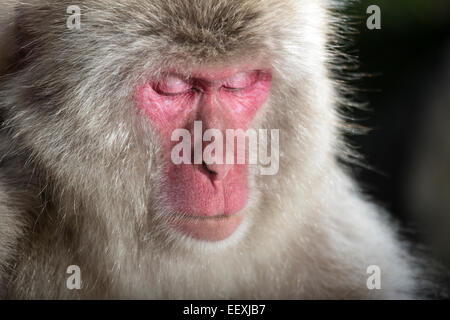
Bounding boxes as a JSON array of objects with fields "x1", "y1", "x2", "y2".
[
  {"x1": 222, "y1": 71, "x2": 258, "y2": 91},
  {"x1": 153, "y1": 75, "x2": 193, "y2": 96}
]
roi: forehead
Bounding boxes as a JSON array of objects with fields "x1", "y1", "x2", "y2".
[
  {"x1": 117, "y1": 0, "x2": 283, "y2": 63},
  {"x1": 189, "y1": 67, "x2": 251, "y2": 81},
  {"x1": 175, "y1": 59, "x2": 270, "y2": 79}
]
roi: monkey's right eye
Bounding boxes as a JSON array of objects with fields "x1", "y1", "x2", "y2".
[{"x1": 153, "y1": 75, "x2": 193, "y2": 96}]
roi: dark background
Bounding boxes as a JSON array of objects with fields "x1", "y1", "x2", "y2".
[{"x1": 344, "y1": 0, "x2": 450, "y2": 294}]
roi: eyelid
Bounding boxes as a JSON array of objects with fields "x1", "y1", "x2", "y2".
[
  {"x1": 153, "y1": 75, "x2": 192, "y2": 96},
  {"x1": 222, "y1": 71, "x2": 258, "y2": 90}
]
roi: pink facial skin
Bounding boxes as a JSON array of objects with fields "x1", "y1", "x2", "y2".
[{"x1": 136, "y1": 67, "x2": 272, "y2": 241}]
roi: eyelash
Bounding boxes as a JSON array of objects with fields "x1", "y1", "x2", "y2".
[
  {"x1": 221, "y1": 86, "x2": 246, "y2": 92},
  {"x1": 154, "y1": 88, "x2": 193, "y2": 97}
]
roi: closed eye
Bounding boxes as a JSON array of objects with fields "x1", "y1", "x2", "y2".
[
  {"x1": 221, "y1": 71, "x2": 260, "y2": 91},
  {"x1": 153, "y1": 75, "x2": 193, "y2": 96},
  {"x1": 221, "y1": 85, "x2": 249, "y2": 91}
]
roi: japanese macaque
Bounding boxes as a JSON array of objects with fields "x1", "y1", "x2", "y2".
[{"x1": 0, "y1": 0, "x2": 426, "y2": 299}]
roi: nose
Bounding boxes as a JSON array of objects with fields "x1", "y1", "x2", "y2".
[{"x1": 197, "y1": 91, "x2": 234, "y2": 182}]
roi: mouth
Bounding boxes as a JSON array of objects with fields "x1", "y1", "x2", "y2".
[{"x1": 169, "y1": 211, "x2": 245, "y2": 241}]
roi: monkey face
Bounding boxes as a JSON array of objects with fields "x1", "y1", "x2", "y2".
[{"x1": 136, "y1": 66, "x2": 272, "y2": 241}]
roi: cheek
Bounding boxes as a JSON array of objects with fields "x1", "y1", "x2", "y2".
[{"x1": 221, "y1": 80, "x2": 272, "y2": 128}]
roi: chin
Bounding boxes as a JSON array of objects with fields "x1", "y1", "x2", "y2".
[
  {"x1": 170, "y1": 211, "x2": 246, "y2": 242},
  {"x1": 160, "y1": 205, "x2": 254, "y2": 251}
]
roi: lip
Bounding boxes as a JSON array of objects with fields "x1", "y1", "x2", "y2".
[{"x1": 169, "y1": 211, "x2": 245, "y2": 241}]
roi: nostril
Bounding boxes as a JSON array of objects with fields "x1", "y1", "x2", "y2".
[
  {"x1": 202, "y1": 162, "x2": 232, "y2": 181},
  {"x1": 202, "y1": 161, "x2": 217, "y2": 176}
]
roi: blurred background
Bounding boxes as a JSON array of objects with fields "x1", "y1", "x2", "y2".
[{"x1": 344, "y1": 0, "x2": 450, "y2": 295}]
